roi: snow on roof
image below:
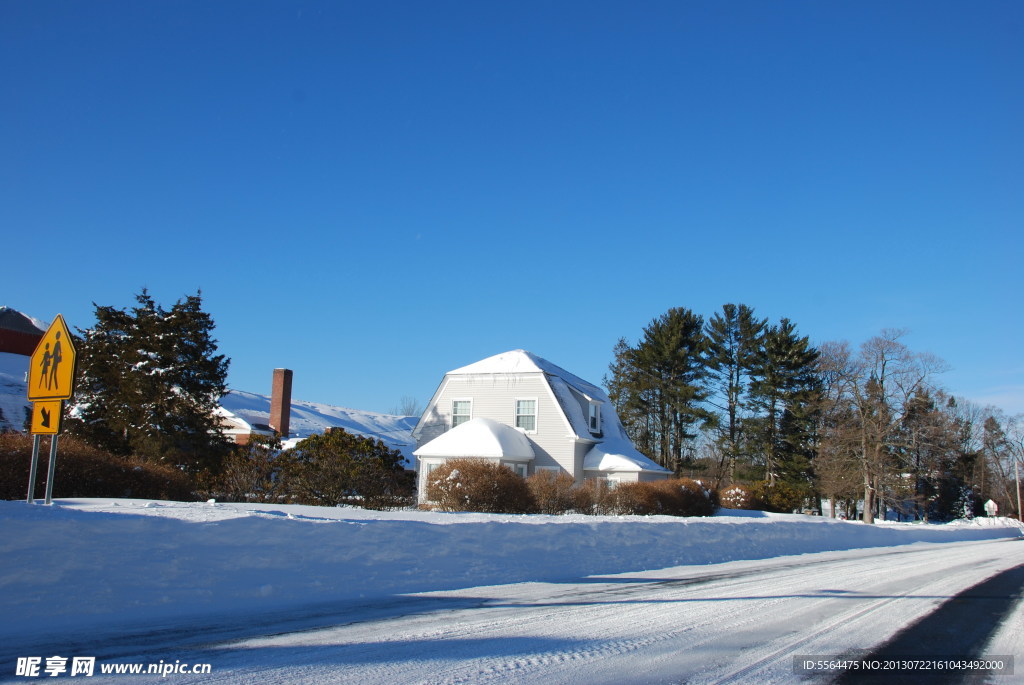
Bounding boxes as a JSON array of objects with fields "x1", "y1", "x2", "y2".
[
  {"x1": 583, "y1": 438, "x2": 672, "y2": 473},
  {"x1": 0, "y1": 307, "x2": 46, "y2": 334},
  {"x1": 448, "y1": 349, "x2": 606, "y2": 398},
  {"x1": 221, "y1": 389, "x2": 417, "y2": 466},
  {"x1": 414, "y1": 417, "x2": 535, "y2": 460},
  {"x1": 436, "y1": 350, "x2": 667, "y2": 473},
  {"x1": 445, "y1": 349, "x2": 611, "y2": 434}
]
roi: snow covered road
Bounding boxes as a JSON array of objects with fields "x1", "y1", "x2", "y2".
[{"x1": 35, "y1": 538, "x2": 1023, "y2": 685}]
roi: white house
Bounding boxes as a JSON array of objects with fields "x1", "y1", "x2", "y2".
[{"x1": 412, "y1": 350, "x2": 670, "y2": 500}]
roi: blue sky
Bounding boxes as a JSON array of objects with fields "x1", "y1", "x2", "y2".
[{"x1": 3, "y1": 1, "x2": 1022, "y2": 415}]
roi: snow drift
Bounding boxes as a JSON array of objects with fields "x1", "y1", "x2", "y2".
[{"x1": 2, "y1": 498, "x2": 1020, "y2": 648}]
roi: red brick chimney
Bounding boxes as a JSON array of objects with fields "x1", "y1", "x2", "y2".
[{"x1": 269, "y1": 368, "x2": 293, "y2": 437}]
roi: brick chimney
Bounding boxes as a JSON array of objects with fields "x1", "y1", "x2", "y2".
[{"x1": 269, "y1": 368, "x2": 293, "y2": 437}]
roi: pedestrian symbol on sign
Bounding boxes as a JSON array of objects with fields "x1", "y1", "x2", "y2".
[{"x1": 28, "y1": 316, "x2": 76, "y2": 402}]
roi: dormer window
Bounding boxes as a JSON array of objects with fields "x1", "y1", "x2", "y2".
[
  {"x1": 452, "y1": 399, "x2": 472, "y2": 428},
  {"x1": 588, "y1": 401, "x2": 601, "y2": 434}
]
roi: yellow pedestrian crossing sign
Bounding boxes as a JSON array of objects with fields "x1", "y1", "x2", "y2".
[{"x1": 28, "y1": 314, "x2": 77, "y2": 401}]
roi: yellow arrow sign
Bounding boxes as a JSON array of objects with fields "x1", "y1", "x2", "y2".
[
  {"x1": 31, "y1": 400, "x2": 63, "y2": 435},
  {"x1": 28, "y1": 314, "x2": 77, "y2": 401}
]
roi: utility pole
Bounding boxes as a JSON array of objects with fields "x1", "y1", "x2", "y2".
[{"x1": 1016, "y1": 456, "x2": 1022, "y2": 523}]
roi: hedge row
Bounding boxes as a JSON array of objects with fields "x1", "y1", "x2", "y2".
[
  {"x1": 425, "y1": 459, "x2": 719, "y2": 516},
  {"x1": 0, "y1": 433, "x2": 196, "y2": 501},
  {"x1": 719, "y1": 481, "x2": 808, "y2": 513}
]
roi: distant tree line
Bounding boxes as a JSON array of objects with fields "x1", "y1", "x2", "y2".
[{"x1": 606, "y1": 304, "x2": 1023, "y2": 523}]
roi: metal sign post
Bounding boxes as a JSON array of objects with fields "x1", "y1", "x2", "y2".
[
  {"x1": 26, "y1": 435, "x2": 41, "y2": 503},
  {"x1": 1016, "y1": 457, "x2": 1022, "y2": 524},
  {"x1": 44, "y1": 436, "x2": 59, "y2": 506}
]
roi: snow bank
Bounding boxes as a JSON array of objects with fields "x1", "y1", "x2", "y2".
[
  {"x1": 1, "y1": 499, "x2": 1020, "y2": 645},
  {"x1": 0, "y1": 352, "x2": 30, "y2": 432}
]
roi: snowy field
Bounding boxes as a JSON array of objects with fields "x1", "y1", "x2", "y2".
[{"x1": 3, "y1": 498, "x2": 1022, "y2": 681}]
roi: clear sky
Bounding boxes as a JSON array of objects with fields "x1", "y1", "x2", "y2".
[{"x1": 2, "y1": 1, "x2": 1021, "y2": 416}]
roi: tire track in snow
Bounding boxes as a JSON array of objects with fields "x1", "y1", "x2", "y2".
[{"x1": 407, "y1": 543, "x2": 1020, "y2": 685}]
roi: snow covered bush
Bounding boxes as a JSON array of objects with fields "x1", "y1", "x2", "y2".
[
  {"x1": 425, "y1": 459, "x2": 535, "y2": 514},
  {"x1": 526, "y1": 469, "x2": 577, "y2": 514},
  {"x1": 720, "y1": 484, "x2": 754, "y2": 510},
  {"x1": 0, "y1": 432, "x2": 195, "y2": 501}
]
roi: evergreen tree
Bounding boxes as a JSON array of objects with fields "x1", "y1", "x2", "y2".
[
  {"x1": 703, "y1": 303, "x2": 766, "y2": 485},
  {"x1": 68, "y1": 289, "x2": 231, "y2": 472},
  {"x1": 606, "y1": 308, "x2": 711, "y2": 471},
  {"x1": 281, "y1": 428, "x2": 412, "y2": 509},
  {"x1": 605, "y1": 337, "x2": 654, "y2": 456},
  {"x1": 747, "y1": 319, "x2": 820, "y2": 488},
  {"x1": 893, "y1": 390, "x2": 963, "y2": 521}
]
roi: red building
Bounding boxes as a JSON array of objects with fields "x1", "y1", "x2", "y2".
[{"x1": 0, "y1": 307, "x2": 45, "y2": 356}]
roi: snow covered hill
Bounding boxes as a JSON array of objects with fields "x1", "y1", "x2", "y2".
[
  {"x1": 0, "y1": 352, "x2": 30, "y2": 432},
  {"x1": 1, "y1": 498, "x2": 1021, "y2": 653}
]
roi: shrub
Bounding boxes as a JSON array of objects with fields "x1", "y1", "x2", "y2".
[
  {"x1": 0, "y1": 432, "x2": 196, "y2": 501},
  {"x1": 426, "y1": 459, "x2": 535, "y2": 514},
  {"x1": 282, "y1": 428, "x2": 414, "y2": 510},
  {"x1": 609, "y1": 478, "x2": 718, "y2": 517},
  {"x1": 720, "y1": 484, "x2": 754, "y2": 510},
  {"x1": 749, "y1": 480, "x2": 807, "y2": 513},
  {"x1": 571, "y1": 478, "x2": 616, "y2": 515},
  {"x1": 526, "y1": 470, "x2": 577, "y2": 514},
  {"x1": 202, "y1": 434, "x2": 289, "y2": 504}
]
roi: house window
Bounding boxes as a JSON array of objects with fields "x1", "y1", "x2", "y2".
[
  {"x1": 452, "y1": 399, "x2": 472, "y2": 428},
  {"x1": 588, "y1": 401, "x2": 601, "y2": 434},
  {"x1": 515, "y1": 399, "x2": 537, "y2": 432},
  {"x1": 511, "y1": 463, "x2": 529, "y2": 479},
  {"x1": 419, "y1": 461, "x2": 442, "y2": 497}
]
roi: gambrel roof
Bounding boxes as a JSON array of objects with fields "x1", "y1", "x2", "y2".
[{"x1": 415, "y1": 350, "x2": 669, "y2": 475}]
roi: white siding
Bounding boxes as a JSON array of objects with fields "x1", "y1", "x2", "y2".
[
  {"x1": 583, "y1": 470, "x2": 641, "y2": 484},
  {"x1": 573, "y1": 441, "x2": 594, "y2": 484},
  {"x1": 417, "y1": 372, "x2": 578, "y2": 474}
]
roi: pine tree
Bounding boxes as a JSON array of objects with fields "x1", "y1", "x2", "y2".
[
  {"x1": 68, "y1": 289, "x2": 231, "y2": 472},
  {"x1": 703, "y1": 303, "x2": 766, "y2": 485},
  {"x1": 747, "y1": 319, "x2": 820, "y2": 488},
  {"x1": 894, "y1": 390, "x2": 962, "y2": 521},
  {"x1": 606, "y1": 308, "x2": 711, "y2": 471},
  {"x1": 605, "y1": 337, "x2": 654, "y2": 456}
]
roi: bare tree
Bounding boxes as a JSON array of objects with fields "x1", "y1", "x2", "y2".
[
  {"x1": 981, "y1": 410, "x2": 1024, "y2": 519},
  {"x1": 390, "y1": 395, "x2": 423, "y2": 417},
  {"x1": 1006, "y1": 415, "x2": 1024, "y2": 521},
  {"x1": 819, "y1": 330, "x2": 948, "y2": 524}
]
